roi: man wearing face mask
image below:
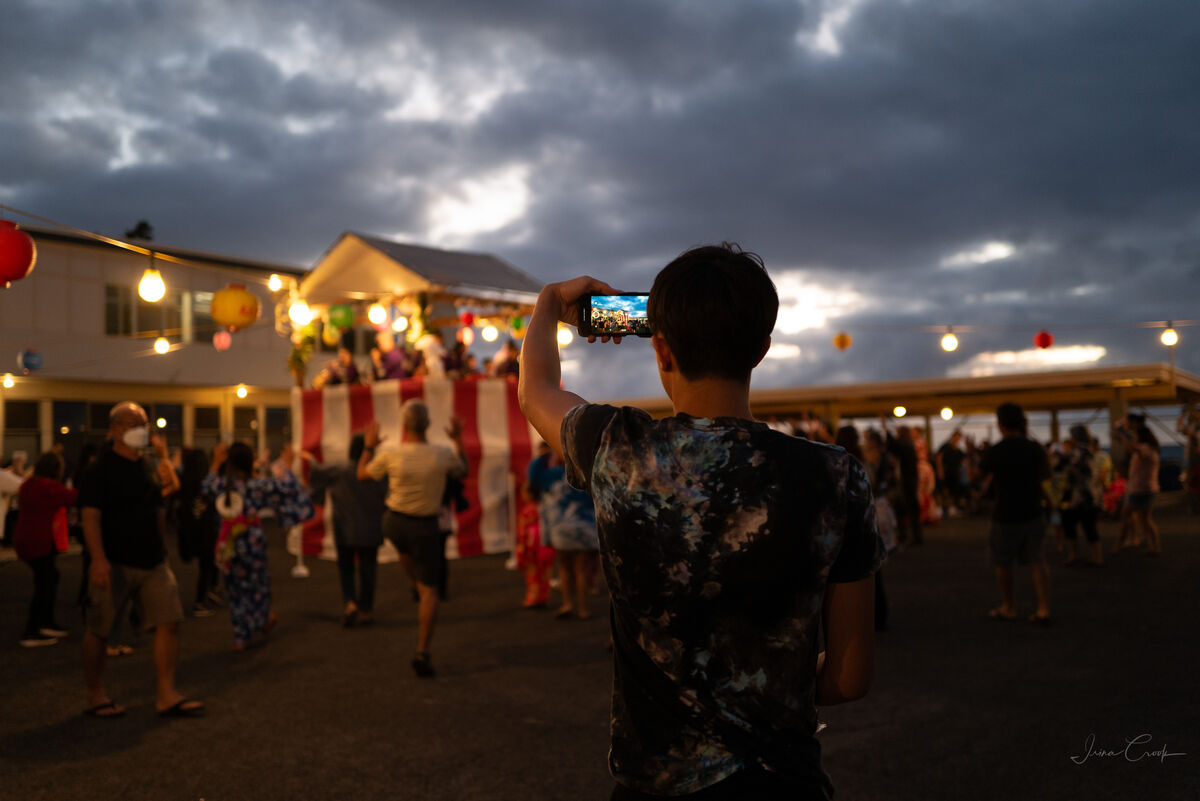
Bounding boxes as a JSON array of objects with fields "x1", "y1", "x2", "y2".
[{"x1": 78, "y1": 402, "x2": 204, "y2": 719}]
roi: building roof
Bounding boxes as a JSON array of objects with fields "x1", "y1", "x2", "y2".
[
  {"x1": 22, "y1": 224, "x2": 307, "y2": 276},
  {"x1": 299, "y1": 232, "x2": 542, "y2": 307},
  {"x1": 608, "y1": 363, "x2": 1200, "y2": 421}
]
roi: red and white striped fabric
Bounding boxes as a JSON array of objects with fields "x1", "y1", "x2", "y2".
[{"x1": 291, "y1": 377, "x2": 536, "y2": 559}]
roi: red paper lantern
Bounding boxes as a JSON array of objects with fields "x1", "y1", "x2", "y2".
[
  {"x1": 210, "y1": 283, "x2": 261, "y2": 331},
  {"x1": 459, "y1": 311, "x2": 474, "y2": 327},
  {"x1": 1033, "y1": 330, "x2": 1054, "y2": 349},
  {"x1": 0, "y1": 221, "x2": 37, "y2": 287},
  {"x1": 213, "y1": 331, "x2": 232, "y2": 351}
]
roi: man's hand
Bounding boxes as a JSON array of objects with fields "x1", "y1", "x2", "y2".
[
  {"x1": 539, "y1": 276, "x2": 628, "y2": 343},
  {"x1": 364, "y1": 421, "x2": 382, "y2": 449},
  {"x1": 446, "y1": 416, "x2": 464, "y2": 441},
  {"x1": 89, "y1": 556, "x2": 111, "y2": 592},
  {"x1": 151, "y1": 433, "x2": 169, "y2": 459}
]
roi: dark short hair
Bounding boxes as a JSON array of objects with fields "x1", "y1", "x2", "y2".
[
  {"x1": 33, "y1": 452, "x2": 63, "y2": 480},
  {"x1": 647, "y1": 243, "x2": 778, "y2": 382},
  {"x1": 349, "y1": 433, "x2": 366, "y2": 463},
  {"x1": 226, "y1": 442, "x2": 256, "y2": 476},
  {"x1": 996, "y1": 402, "x2": 1027, "y2": 433}
]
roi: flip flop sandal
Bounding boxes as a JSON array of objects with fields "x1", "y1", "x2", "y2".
[
  {"x1": 84, "y1": 701, "x2": 126, "y2": 719},
  {"x1": 158, "y1": 698, "x2": 206, "y2": 718}
]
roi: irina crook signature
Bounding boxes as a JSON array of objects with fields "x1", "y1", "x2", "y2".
[{"x1": 1071, "y1": 733, "x2": 1186, "y2": 765}]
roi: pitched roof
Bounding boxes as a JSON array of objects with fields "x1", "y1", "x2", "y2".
[{"x1": 352, "y1": 233, "x2": 542, "y2": 295}]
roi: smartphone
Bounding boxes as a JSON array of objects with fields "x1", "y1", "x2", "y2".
[{"x1": 577, "y1": 293, "x2": 652, "y2": 338}]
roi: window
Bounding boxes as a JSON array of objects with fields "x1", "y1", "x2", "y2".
[
  {"x1": 194, "y1": 406, "x2": 220, "y2": 431},
  {"x1": 106, "y1": 284, "x2": 182, "y2": 342},
  {"x1": 265, "y1": 407, "x2": 290, "y2": 457},
  {"x1": 190, "y1": 291, "x2": 220, "y2": 342},
  {"x1": 105, "y1": 284, "x2": 133, "y2": 336}
]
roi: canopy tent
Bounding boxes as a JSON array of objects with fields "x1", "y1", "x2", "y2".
[{"x1": 298, "y1": 232, "x2": 542, "y2": 310}]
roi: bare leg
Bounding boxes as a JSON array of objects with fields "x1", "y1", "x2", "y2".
[
  {"x1": 556, "y1": 552, "x2": 577, "y2": 616},
  {"x1": 153, "y1": 622, "x2": 191, "y2": 711},
  {"x1": 1031, "y1": 562, "x2": 1051, "y2": 619},
  {"x1": 1140, "y1": 510, "x2": 1161, "y2": 554},
  {"x1": 83, "y1": 631, "x2": 111, "y2": 707},
  {"x1": 573, "y1": 553, "x2": 591, "y2": 619},
  {"x1": 993, "y1": 566, "x2": 1016, "y2": 616},
  {"x1": 416, "y1": 582, "x2": 438, "y2": 654}
]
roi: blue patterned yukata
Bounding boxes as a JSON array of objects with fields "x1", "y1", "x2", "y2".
[
  {"x1": 561, "y1": 404, "x2": 884, "y2": 798},
  {"x1": 202, "y1": 471, "x2": 313, "y2": 646}
]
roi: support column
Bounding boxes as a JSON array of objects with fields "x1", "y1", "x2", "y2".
[
  {"x1": 256, "y1": 403, "x2": 267, "y2": 456},
  {"x1": 1050, "y1": 409, "x2": 1060, "y2": 444},
  {"x1": 924, "y1": 415, "x2": 933, "y2": 452},
  {"x1": 0, "y1": 396, "x2": 6, "y2": 459},
  {"x1": 182, "y1": 402, "x2": 195, "y2": 448},
  {"x1": 1109, "y1": 389, "x2": 1128, "y2": 465},
  {"x1": 219, "y1": 393, "x2": 234, "y2": 443},
  {"x1": 39, "y1": 398, "x2": 53, "y2": 454}
]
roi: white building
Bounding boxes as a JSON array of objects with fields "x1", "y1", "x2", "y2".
[{"x1": 0, "y1": 225, "x2": 304, "y2": 461}]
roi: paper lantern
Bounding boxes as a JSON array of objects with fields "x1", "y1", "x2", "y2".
[
  {"x1": 213, "y1": 331, "x2": 232, "y2": 351},
  {"x1": 329, "y1": 304, "x2": 355, "y2": 329},
  {"x1": 321, "y1": 323, "x2": 341, "y2": 347},
  {"x1": 211, "y1": 284, "x2": 261, "y2": 331},
  {"x1": 17, "y1": 349, "x2": 42, "y2": 373},
  {"x1": 457, "y1": 326, "x2": 475, "y2": 346},
  {"x1": 510, "y1": 316, "x2": 524, "y2": 331},
  {"x1": 0, "y1": 221, "x2": 36, "y2": 287},
  {"x1": 833, "y1": 331, "x2": 853, "y2": 351},
  {"x1": 1033, "y1": 330, "x2": 1054, "y2": 349},
  {"x1": 460, "y1": 311, "x2": 475, "y2": 327}
]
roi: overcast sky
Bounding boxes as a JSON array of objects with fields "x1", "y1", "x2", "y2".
[{"x1": 3, "y1": 0, "x2": 1198, "y2": 404}]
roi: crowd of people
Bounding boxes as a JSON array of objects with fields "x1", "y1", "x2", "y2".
[{"x1": 310, "y1": 330, "x2": 521, "y2": 389}]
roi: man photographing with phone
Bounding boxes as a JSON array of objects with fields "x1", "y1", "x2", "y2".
[{"x1": 519, "y1": 243, "x2": 883, "y2": 800}]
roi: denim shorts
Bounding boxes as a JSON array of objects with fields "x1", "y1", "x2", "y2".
[{"x1": 989, "y1": 518, "x2": 1047, "y2": 566}]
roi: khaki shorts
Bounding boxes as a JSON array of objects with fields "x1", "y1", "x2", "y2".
[{"x1": 86, "y1": 561, "x2": 184, "y2": 638}]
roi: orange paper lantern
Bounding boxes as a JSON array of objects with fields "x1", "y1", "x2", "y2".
[
  {"x1": 833, "y1": 331, "x2": 853, "y2": 351},
  {"x1": 211, "y1": 284, "x2": 261, "y2": 331}
]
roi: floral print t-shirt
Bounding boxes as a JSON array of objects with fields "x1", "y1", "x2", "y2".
[{"x1": 561, "y1": 404, "x2": 883, "y2": 797}]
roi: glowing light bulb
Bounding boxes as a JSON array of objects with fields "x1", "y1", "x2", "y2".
[
  {"x1": 139, "y1": 269, "x2": 166, "y2": 302},
  {"x1": 392, "y1": 316, "x2": 408, "y2": 333},
  {"x1": 288, "y1": 299, "x2": 313, "y2": 326},
  {"x1": 940, "y1": 407, "x2": 954, "y2": 421},
  {"x1": 1161, "y1": 327, "x2": 1179, "y2": 347},
  {"x1": 1, "y1": 373, "x2": 13, "y2": 389},
  {"x1": 236, "y1": 384, "x2": 248, "y2": 399},
  {"x1": 59, "y1": 426, "x2": 69, "y2": 435},
  {"x1": 941, "y1": 332, "x2": 959, "y2": 352},
  {"x1": 154, "y1": 337, "x2": 170, "y2": 354},
  {"x1": 156, "y1": 417, "x2": 167, "y2": 429},
  {"x1": 893, "y1": 406, "x2": 907, "y2": 418},
  {"x1": 482, "y1": 325, "x2": 499, "y2": 342},
  {"x1": 557, "y1": 327, "x2": 574, "y2": 347},
  {"x1": 268, "y1": 274, "x2": 283, "y2": 292},
  {"x1": 368, "y1": 303, "x2": 387, "y2": 325}
]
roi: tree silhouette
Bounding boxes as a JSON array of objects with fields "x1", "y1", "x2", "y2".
[{"x1": 125, "y1": 220, "x2": 154, "y2": 241}]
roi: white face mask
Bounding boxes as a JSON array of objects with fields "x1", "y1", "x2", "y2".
[{"x1": 122, "y1": 426, "x2": 150, "y2": 450}]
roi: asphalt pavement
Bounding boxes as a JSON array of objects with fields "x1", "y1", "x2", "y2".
[{"x1": 1, "y1": 500, "x2": 1196, "y2": 800}]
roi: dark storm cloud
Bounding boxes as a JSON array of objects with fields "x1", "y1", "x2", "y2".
[{"x1": 3, "y1": 0, "x2": 1199, "y2": 394}]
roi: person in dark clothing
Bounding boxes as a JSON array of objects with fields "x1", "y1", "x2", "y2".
[
  {"x1": 176, "y1": 448, "x2": 221, "y2": 617},
  {"x1": 520, "y1": 245, "x2": 883, "y2": 800},
  {"x1": 885, "y1": 422, "x2": 923, "y2": 545},
  {"x1": 978, "y1": 402, "x2": 1053, "y2": 624},
  {"x1": 307, "y1": 434, "x2": 388, "y2": 627}
]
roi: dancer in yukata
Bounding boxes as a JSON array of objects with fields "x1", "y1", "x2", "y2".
[{"x1": 203, "y1": 442, "x2": 313, "y2": 651}]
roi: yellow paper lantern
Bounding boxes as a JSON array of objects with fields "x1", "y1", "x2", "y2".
[{"x1": 211, "y1": 284, "x2": 261, "y2": 332}]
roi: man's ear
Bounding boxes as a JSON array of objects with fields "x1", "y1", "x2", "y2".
[
  {"x1": 651, "y1": 334, "x2": 674, "y2": 373},
  {"x1": 752, "y1": 336, "x2": 772, "y2": 368}
]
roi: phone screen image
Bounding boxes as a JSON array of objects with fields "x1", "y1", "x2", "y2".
[{"x1": 586, "y1": 294, "x2": 652, "y2": 337}]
